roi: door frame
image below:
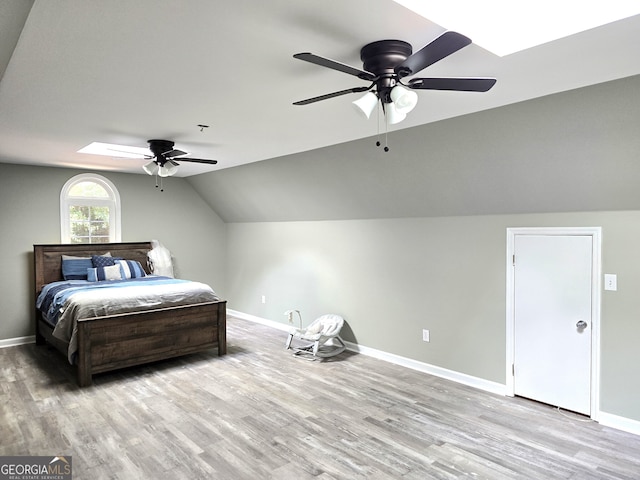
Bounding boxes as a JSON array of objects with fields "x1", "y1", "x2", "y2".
[{"x1": 506, "y1": 227, "x2": 602, "y2": 420}]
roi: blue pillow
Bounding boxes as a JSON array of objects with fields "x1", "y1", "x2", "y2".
[
  {"x1": 116, "y1": 259, "x2": 146, "y2": 279},
  {"x1": 62, "y1": 257, "x2": 93, "y2": 280},
  {"x1": 92, "y1": 255, "x2": 115, "y2": 268}
]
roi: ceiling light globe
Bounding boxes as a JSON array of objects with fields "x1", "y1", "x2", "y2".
[
  {"x1": 385, "y1": 102, "x2": 407, "y2": 125},
  {"x1": 165, "y1": 162, "x2": 179, "y2": 176},
  {"x1": 143, "y1": 161, "x2": 159, "y2": 175},
  {"x1": 352, "y1": 91, "x2": 378, "y2": 119},
  {"x1": 390, "y1": 85, "x2": 418, "y2": 114},
  {"x1": 158, "y1": 162, "x2": 179, "y2": 177}
]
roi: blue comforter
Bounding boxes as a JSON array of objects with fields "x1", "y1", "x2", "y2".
[{"x1": 37, "y1": 276, "x2": 189, "y2": 326}]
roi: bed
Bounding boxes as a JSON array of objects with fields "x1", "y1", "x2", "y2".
[{"x1": 33, "y1": 242, "x2": 227, "y2": 386}]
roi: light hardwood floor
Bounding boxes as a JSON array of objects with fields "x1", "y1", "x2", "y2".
[{"x1": 2, "y1": 315, "x2": 640, "y2": 479}]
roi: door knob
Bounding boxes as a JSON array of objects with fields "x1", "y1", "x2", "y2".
[{"x1": 576, "y1": 320, "x2": 588, "y2": 329}]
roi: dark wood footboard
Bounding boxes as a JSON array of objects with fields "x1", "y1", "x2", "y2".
[{"x1": 76, "y1": 301, "x2": 226, "y2": 386}]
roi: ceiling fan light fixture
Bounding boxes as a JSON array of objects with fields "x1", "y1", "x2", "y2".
[
  {"x1": 143, "y1": 161, "x2": 159, "y2": 176},
  {"x1": 352, "y1": 91, "x2": 378, "y2": 119},
  {"x1": 385, "y1": 102, "x2": 406, "y2": 125},
  {"x1": 390, "y1": 85, "x2": 418, "y2": 113}
]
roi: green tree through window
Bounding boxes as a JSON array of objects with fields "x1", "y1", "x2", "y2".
[{"x1": 69, "y1": 205, "x2": 110, "y2": 243}]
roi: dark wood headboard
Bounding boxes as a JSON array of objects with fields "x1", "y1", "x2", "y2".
[{"x1": 33, "y1": 242, "x2": 153, "y2": 295}]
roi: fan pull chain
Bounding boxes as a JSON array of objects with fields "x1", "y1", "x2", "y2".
[
  {"x1": 383, "y1": 104, "x2": 389, "y2": 152},
  {"x1": 153, "y1": 174, "x2": 165, "y2": 192},
  {"x1": 375, "y1": 102, "x2": 390, "y2": 152},
  {"x1": 375, "y1": 100, "x2": 381, "y2": 148},
  {"x1": 384, "y1": 120, "x2": 389, "y2": 152}
]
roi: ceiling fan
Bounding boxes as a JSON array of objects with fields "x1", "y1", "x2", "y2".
[
  {"x1": 142, "y1": 139, "x2": 218, "y2": 178},
  {"x1": 78, "y1": 138, "x2": 218, "y2": 190},
  {"x1": 293, "y1": 31, "x2": 496, "y2": 132}
]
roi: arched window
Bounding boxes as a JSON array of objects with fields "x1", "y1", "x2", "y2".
[{"x1": 60, "y1": 174, "x2": 121, "y2": 243}]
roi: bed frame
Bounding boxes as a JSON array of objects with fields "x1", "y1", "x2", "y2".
[{"x1": 33, "y1": 242, "x2": 226, "y2": 387}]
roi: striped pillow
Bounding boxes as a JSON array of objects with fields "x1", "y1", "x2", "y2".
[{"x1": 116, "y1": 259, "x2": 146, "y2": 279}]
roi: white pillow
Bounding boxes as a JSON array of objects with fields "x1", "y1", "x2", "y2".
[{"x1": 87, "y1": 264, "x2": 122, "y2": 282}]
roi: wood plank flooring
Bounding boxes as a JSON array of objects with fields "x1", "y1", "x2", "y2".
[{"x1": 2, "y1": 315, "x2": 640, "y2": 479}]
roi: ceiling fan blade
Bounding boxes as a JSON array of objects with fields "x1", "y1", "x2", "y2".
[
  {"x1": 163, "y1": 148, "x2": 188, "y2": 158},
  {"x1": 174, "y1": 157, "x2": 218, "y2": 165},
  {"x1": 293, "y1": 86, "x2": 371, "y2": 106},
  {"x1": 395, "y1": 31, "x2": 472, "y2": 78},
  {"x1": 294, "y1": 53, "x2": 376, "y2": 81},
  {"x1": 408, "y1": 77, "x2": 497, "y2": 92}
]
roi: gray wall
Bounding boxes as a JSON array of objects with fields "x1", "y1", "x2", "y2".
[
  {"x1": 0, "y1": 162, "x2": 227, "y2": 340},
  {"x1": 188, "y1": 74, "x2": 640, "y2": 222},
  {"x1": 225, "y1": 212, "x2": 640, "y2": 422}
]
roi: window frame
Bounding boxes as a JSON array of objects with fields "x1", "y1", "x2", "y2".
[{"x1": 60, "y1": 173, "x2": 121, "y2": 243}]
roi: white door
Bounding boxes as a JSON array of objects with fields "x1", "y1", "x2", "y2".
[{"x1": 513, "y1": 234, "x2": 593, "y2": 415}]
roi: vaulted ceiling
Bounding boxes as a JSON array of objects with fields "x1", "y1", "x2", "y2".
[{"x1": 1, "y1": 1, "x2": 640, "y2": 177}]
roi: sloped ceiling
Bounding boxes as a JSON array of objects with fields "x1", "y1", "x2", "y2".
[
  {"x1": 1, "y1": 0, "x2": 639, "y2": 177},
  {"x1": 0, "y1": 0, "x2": 33, "y2": 82},
  {"x1": 187, "y1": 74, "x2": 640, "y2": 222}
]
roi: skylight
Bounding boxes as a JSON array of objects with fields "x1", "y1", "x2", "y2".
[
  {"x1": 78, "y1": 142, "x2": 149, "y2": 159},
  {"x1": 392, "y1": 0, "x2": 640, "y2": 56}
]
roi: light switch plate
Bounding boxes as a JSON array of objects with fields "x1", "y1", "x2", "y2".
[{"x1": 604, "y1": 274, "x2": 617, "y2": 291}]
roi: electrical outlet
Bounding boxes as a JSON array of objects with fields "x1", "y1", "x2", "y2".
[
  {"x1": 604, "y1": 274, "x2": 617, "y2": 291},
  {"x1": 422, "y1": 329, "x2": 430, "y2": 342},
  {"x1": 261, "y1": 295, "x2": 266, "y2": 304}
]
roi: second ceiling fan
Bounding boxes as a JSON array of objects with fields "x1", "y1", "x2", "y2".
[{"x1": 143, "y1": 139, "x2": 218, "y2": 177}]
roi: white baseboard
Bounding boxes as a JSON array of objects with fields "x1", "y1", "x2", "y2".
[
  {"x1": 228, "y1": 309, "x2": 506, "y2": 396},
  {"x1": 345, "y1": 340, "x2": 507, "y2": 396},
  {"x1": 228, "y1": 309, "x2": 292, "y2": 332},
  {"x1": 598, "y1": 411, "x2": 640, "y2": 436},
  {"x1": 0, "y1": 335, "x2": 35, "y2": 349}
]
